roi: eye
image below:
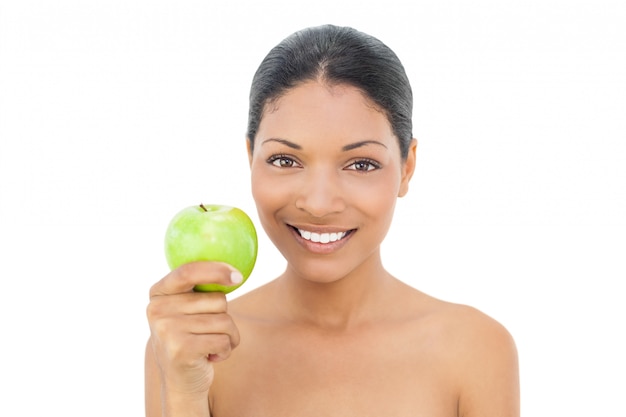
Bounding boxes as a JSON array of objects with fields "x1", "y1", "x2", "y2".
[
  {"x1": 346, "y1": 159, "x2": 381, "y2": 172},
  {"x1": 267, "y1": 154, "x2": 301, "y2": 168}
]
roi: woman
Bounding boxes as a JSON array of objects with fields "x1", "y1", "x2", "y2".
[{"x1": 145, "y1": 24, "x2": 519, "y2": 417}]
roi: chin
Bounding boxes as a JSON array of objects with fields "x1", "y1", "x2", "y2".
[{"x1": 285, "y1": 258, "x2": 359, "y2": 286}]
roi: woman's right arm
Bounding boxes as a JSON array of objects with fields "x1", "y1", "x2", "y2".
[{"x1": 145, "y1": 262, "x2": 243, "y2": 417}]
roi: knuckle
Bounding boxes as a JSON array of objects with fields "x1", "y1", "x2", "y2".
[
  {"x1": 148, "y1": 282, "x2": 159, "y2": 297},
  {"x1": 146, "y1": 295, "x2": 172, "y2": 320},
  {"x1": 211, "y1": 334, "x2": 233, "y2": 354},
  {"x1": 150, "y1": 316, "x2": 173, "y2": 339},
  {"x1": 145, "y1": 300, "x2": 161, "y2": 320},
  {"x1": 174, "y1": 262, "x2": 195, "y2": 283},
  {"x1": 207, "y1": 292, "x2": 228, "y2": 312}
]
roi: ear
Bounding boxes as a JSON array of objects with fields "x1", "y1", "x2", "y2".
[
  {"x1": 398, "y1": 138, "x2": 417, "y2": 197},
  {"x1": 246, "y1": 138, "x2": 253, "y2": 167}
]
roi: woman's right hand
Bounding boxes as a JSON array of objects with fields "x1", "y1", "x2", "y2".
[{"x1": 145, "y1": 261, "x2": 242, "y2": 416}]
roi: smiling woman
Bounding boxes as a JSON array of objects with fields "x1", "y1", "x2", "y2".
[
  {"x1": 145, "y1": 24, "x2": 520, "y2": 417},
  {"x1": 249, "y1": 81, "x2": 410, "y2": 281}
]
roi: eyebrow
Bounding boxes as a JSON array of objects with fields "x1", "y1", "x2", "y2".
[
  {"x1": 261, "y1": 138, "x2": 302, "y2": 149},
  {"x1": 341, "y1": 140, "x2": 388, "y2": 152},
  {"x1": 261, "y1": 138, "x2": 387, "y2": 151}
]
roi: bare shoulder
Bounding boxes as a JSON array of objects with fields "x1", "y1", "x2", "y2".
[
  {"x1": 396, "y1": 284, "x2": 511, "y2": 340},
  {"x1": 424, "y1": 297, "x2": 520, "y2": 417},
  {"x1": 411, "y1": 290, "x2": 518, "y2": 368},
  {"x1": 437, "y1": 300, "x2": 517, "y2": 355},
  {"x1": 396, "y1": 285, "x2": 515, "y2": 342}
]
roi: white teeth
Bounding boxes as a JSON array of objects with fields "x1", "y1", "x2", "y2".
[{"x1": 298, "y1": 229, "x2": 347, "y2": 243}]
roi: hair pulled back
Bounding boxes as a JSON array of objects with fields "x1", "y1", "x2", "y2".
[{"x1": 247, "y1": 24, "x2": 413, "y2": 159}]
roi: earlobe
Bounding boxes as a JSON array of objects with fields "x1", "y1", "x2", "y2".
[{"x1": 398, "y1": 138, "x2": 417, "y2": 197}]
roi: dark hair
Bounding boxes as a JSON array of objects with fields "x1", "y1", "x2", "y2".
[{"x1": 246, "y1": 24, "x2": 413, "y2": 159}]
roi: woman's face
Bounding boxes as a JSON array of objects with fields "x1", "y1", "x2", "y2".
[{"x1": 248, "y1": 81, "x2": 416, "y2": 283}]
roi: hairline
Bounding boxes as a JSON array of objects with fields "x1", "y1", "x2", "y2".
[{"x1": 254, "y1": 77, "x2": 401, "y2": 156}]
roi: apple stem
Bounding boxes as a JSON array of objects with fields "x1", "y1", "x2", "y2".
[{"x1": 199, "y1": 203, "x2": 208, "y2": 212}]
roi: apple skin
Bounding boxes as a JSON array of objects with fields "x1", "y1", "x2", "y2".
[{"x1": 164, "y1": 204, "x2": 258, "y2": 293}]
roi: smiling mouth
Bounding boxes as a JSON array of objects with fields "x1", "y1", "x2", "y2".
[{"x1": 291, "y1": 226, "x2": 355, "y2": 244}]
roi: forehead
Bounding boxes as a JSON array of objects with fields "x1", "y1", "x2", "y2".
[{"x1": 257, "y1": 81, "x2": 396, "y2": 146}]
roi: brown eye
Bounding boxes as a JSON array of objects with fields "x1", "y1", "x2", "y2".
[
  {"x1": 268, "y1": 154, "x2": 300, "y2": 168},
  {"x1": 277, "y1": 158, "x2": 294, "y2": 168},
  {"x1": 346, "y1": 159, "x2": 380, "y2": 172}
]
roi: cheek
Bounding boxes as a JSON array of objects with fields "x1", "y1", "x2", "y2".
[
  {"x1": 250, "y1": 168, "x2": 298, "y2": 252},
  {"x1": 251, "y1": 170, "x2": 271, "y2": 211},
  {"x1": 348, "y1": 170, "x2": 400, "y2": 206},
  {"x1": 250, "y1": 168, "x2": 287, "y2": 223},
  {"x1": 368, "y1": 189, "x2": 398, "y2": 227},
  {"x1": 348, "y1": 172, "x2": 400, "y2": 232}
]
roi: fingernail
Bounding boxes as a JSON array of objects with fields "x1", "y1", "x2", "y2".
[{"x1": 230, "y1": 270, "x2": 243, "y2": 285}]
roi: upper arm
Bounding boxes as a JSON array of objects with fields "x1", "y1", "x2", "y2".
[
  {"x1": 145, "y1": 338, "x2": 163, "y2": 417},
  {"x1": 456, "y1": 310, "x2": 520, "y2": 417}
]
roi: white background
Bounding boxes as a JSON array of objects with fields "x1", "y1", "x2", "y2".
[{"x1": 1, "y1": 1, "x2": 624, "y2": 415}]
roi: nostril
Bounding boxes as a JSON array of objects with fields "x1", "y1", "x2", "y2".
[{"x1": 294, "y1": 185, "x2": 346, "y2": 217}]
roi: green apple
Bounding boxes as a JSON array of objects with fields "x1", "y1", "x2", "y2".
[{"x1": 164, "y1": 204, "x2": 258, "y2": 293}]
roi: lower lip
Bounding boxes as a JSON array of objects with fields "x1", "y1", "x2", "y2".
[{"x1": 289, "y1": 227, "x2": 354, "y2": 254}]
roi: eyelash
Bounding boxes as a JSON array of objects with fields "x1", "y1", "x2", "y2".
[
  {"x1": 267, "y1": 154, "x2": 300, "y2": 168},
  {"x1": 266, "y1": 154, "x2": 381, "y2": 172},
  {"x1": 346, "y1": 158, "x2": 381, "y2": 172}
]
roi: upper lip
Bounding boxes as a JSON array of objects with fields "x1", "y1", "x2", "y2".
[{"x1": 288, "y1": 223, "x2": 354, "y2": 234}]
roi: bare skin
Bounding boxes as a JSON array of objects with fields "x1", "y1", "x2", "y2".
[
  {"x1": 209, "y1": 272, "x2": 518, "y2": 416},
  {"x1": 145, "y1": 81, "x2": 520, "y2": 417}
]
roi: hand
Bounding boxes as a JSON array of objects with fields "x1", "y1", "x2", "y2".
[{"x1": 146, "y1": 261, "x2": 242, "y2": 398}]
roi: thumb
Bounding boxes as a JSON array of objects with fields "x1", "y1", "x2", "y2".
[{"x1": 150, "y1": 261, "x2": 243, "y2": 297}]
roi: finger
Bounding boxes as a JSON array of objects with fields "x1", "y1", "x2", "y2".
[
  {"x1": 168, "y1": 332, "x2": 237, "y2": 364},
  {"x1": 178, "y1": 292, "x2": 229, "y2": 315},
  {"x1": 150, "y1": 261, "x2": 243, "y2": 297},
  {"x1": 151, "y1": 314, "x2": 240, "y2": 361},
  {"x1": 187, "y1": 313, "x2": 241, "y2": 350},
  {"x1": 147, "y1": 291, "x2": 228, "y2": 320}
]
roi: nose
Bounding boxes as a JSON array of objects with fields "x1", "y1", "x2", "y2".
[{"x1": 294, "y1": 168, "x2": 346, "y2": 218}]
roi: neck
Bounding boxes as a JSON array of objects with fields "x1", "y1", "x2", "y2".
[{"x1": 276, "y1": 254, "x2": 396, "y2": 330}]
